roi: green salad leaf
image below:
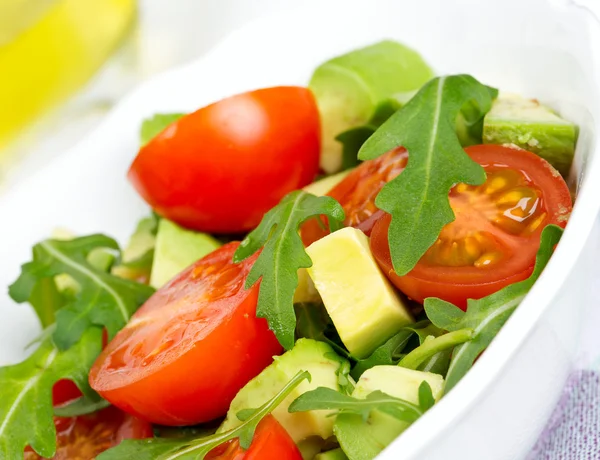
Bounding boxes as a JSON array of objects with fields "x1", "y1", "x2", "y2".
[
  {"x1": 0, "y1": 328, "x2": 102, "y2": 459},
  {"x1": 425, "y1": 225, "x2": 563, "y2": 393},
  {"x1": 53, "y1": 395, "x2": 111, "y2": 417},
  {"x1": 234, "y1": 191, "x2": 345, "y2": 350},
  {"x1": 359, "y1": 75, "x2": 497, "y2": 275},
  {"x1": 97, "y1": 371, "x2": 310, "y2": 460},
  {"x1": 289, "y1": 381, "x2": 433, "y2": 424},
  {"x1": 140, "y1": 113, "x2": 185, "y2": 146},
  {"x1": 9, "y1": 235, "x2": 155, "y2": 350}
]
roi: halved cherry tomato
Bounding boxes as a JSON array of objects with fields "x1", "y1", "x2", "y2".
[
  {"x1": 206, "y1": 415, "x2": 302, "y2": 460},
  {"x1": 89, "y1": 243, "x2": 282, "y2": 425},
  {"x1": 129, "y1": 87, "x2": 321, "y2": 234},
  {"x1": 371, "y1": 144, "x2": 572, "y2": 309},
  {"x1": 52, "y1": 379, "x2": 82, "y2": 407},
  {"x1": 301, "y1": 147, "x2": 408, "y2": 246},
  {"x1": 24, "y1": 406, "x2": 152, "y2": 460}
]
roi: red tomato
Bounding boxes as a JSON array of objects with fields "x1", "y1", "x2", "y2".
[
  {"x1": 206, "y1": 415, "x2": 302, "y2": 460},
  {"x1": 89, "y1": 243, "x2": 282, "y2": 425},
  {"x1": 52, "y1": 379, "x2": 82, "y2": 407},
  {"x1": 24, "y1": 406, "x2": 152, "y2": 460},
  {"x1": 129, "y1": 87, "x2": 321, "y2": 234},
  {"x1": 301, "y1": 147, "x2": 408, "y2": 246},
  {"x1": 371, "y1": 144, "x2": 572, "y2": 309}
]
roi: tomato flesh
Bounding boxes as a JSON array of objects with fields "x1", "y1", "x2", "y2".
[
  {"x1": 129, "y1": 86, "x2": 321, "y2": 234},
  {"x1": 301, "y1": 147, "x2": 408, "y2": 246},
  {"x1": 371, "y1": 145, "x2": 572, "y2": 309},
  {"x1": 89, "y1": 243, "x2": 282, "y2": 425},
  {"x1": 206, "y1": 415, "x2": 302, "y2": 460},
  {"x1": 24, "y1": 406, "x2": 152, "y2": 460}
]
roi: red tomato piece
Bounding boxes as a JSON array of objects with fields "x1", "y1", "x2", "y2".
[
  {"x1": 129, "y1": 87, "x2": 321, "y2": 234},
  {"x1": 24, "y1": 405, "x2": 152, "y2": 460},
  {"x1": 52, "y1": 379, "x2": 82, "y2": 407},
  {"x1": 371, "y1": 144, "x2": 572, "y2": 309},
  {"x1": 301, "y1": 147, "x2": 408, "y2": 247},
  {"x1": 206, "y1": 415, "x2": 302, "y2": 460},
  {"x1": 89, "y1": 243, "x2": 282, "y2": 425}
]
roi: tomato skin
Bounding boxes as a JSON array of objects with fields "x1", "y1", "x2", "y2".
[
  {"x1": 206, "y1": 415, "x2": 302, "y2": 460},
  {"x1": 301, "y1": 147, "x2": 407, "y2": 247},
  {"x1": 24, "y1": 406, "x2": 152, "y2": 460},
  {"x1": 371, "y1": 145, "x2": 572, "y2": 309},
  {"x1": 129, "y1": 87, "x2": 321, "y2": 233},
  {"x1": 89, "y1": 243, "x2": 282, "y2": 426},
  {"x1": 52, "y1": 379, "x2": 82, "y2": 407}
]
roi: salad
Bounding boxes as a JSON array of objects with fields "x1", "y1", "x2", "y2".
[{"x1": 1, "y1": 40, "x2": 576, "y2": 460}]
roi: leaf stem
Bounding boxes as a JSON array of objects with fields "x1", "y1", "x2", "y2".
[{"x1": 398, "y1": 328, "x2": 474, "y2": 370}]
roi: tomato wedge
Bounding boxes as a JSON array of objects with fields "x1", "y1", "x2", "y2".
[
  {"x1": 129, "y1": 86, "x2": 321, "y2": 234},
  {"x1": 371, "y1": 144, "x2": 572, "y2": 309},
  {"x1": 89, "y1": 243, "x2": 282, "y2": 425},
  {"x1": 301, "y1": 147, "x2": 408, "y2": 246},
  {"x1": 24, "y1": 406, "x2": 152, "y2": 460},
  {"x1": 206, "y1": 415, "x2": 302, "y2": 460}
]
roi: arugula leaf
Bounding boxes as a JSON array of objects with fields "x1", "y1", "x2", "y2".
[
  {"x1": 289, "y1": 384, "x2": 431, "y2": 424},
  {"x1": 9, "y1": 235, "x2": 155, "y2": 350},
  {"x1": 425, "y1": 225, "x2": 563, "y2": 393},
  {"x1": 295, "y1": 303, "x2": 350, "y2": 359},
  {"x1": 27, "y1": 278, "x2": 66, "y2": 328},
  {"x1": 0, "y1": 328, "x2": 102, "y2": 459},
  {"x1": 140, "y1": 113, "x2": 185, "y2": 146},
  {"x1": 324, "y1": 352, "x2": 355, "y2": 396},
  {"x1": 359, "y1": 75, "x2": 497, "y2": 275},
  {"x1": 398, "y1": 328, "x2": 473, "y2": 371},
  {"x1": 234, "y1": 191, "x2": 345, "y2": 349},
  {"x1": 97, "y1": 371, "x2": 310, "y2": 460},
  {"x1": 350, "y1": 330, "x2": 412, "y2": 379},
  {"x1": 53, "y1": 395, "x2": 110, "y2": 417}
]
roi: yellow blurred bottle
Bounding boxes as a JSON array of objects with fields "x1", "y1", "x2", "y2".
[{"x1": 0, "y1": 0, "x2": 136, "y2": 150}]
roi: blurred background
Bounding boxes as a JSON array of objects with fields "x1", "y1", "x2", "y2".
[{"x1": 0, "y1": 0, "x2": 320, "y2": 189}]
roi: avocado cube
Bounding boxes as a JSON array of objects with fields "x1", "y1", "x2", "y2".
[
  {"x1": 219, "y1": 338, "x2": 346, "y2": 443},
  {"x1": 306, "y1": 228, "x2": 413, "y2": 359},
  {"x1": 335, "y1": 366, "x2": 444, "y2": 458},
  {"x1": 483, "y1": 93, "x2": 577, "y2": 176},
  {"x1": 309, "y1": 40, "x2": 433, "y2": 173},
  {"x1": 150, "y1": 219, "x2": 221, "y2": 288}
]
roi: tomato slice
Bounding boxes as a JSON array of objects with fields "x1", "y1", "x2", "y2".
[
  {"x1": 129, "y1": 87, "x2": 321, "y2": 234},
  {"x1": 370, "y1": 144, "x2": 572, "y2": 309},
  {"x1": 206, "y1": 415, "x2": 302, "y2": 460},
  {"x1": 24, "y1": 406, "x2": 152, "y2": 460},
  {"x1": 89, "y1": 243, "x2": 282, "y2": 425},
  {"x1": 52, "y1": 379, "x2": 82, "y2": 407},
  {"x1": 301, "y1": 147, "x2": 408, "y2": 246}
]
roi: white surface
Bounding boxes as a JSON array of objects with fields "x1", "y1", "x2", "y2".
[{"x1": 1, "y1": 0, "x2": 599, "y2": 459}]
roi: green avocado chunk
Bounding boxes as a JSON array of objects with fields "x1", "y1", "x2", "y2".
[
  {"x1": 309, "y1": 40, "x2": 433, "y2": 173},
  {"x1": 315, "y1": 448, "x2": 349, "y2": 460},
  {"x1": 334, "y1": 366, "x2": 444, "y2": 460},
  {"x1": 219, "y1": 338, "x2": 346, "y2": 444},
  {"x1": 149, "y1": 219, "x2": 221, "y2": 288},
  {"x1": 483, "y1": 93, "x2": 577, "y2": 176}
]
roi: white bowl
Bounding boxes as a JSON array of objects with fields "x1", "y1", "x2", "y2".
[{"x1": 1, "y1": 0, "x2": 599, "y2": 458}]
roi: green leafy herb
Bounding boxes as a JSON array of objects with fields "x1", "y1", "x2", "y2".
[
  {"x1": 289, "y1": 381, "x2": 433, "y2": 424},
  {"x1": 425, "y1": 225, "x2": 563, "y2": 393},
  {"x1": 97, "y1": 371, "x2": 311, "y2": 460},
  {"x1": 27, "y1": 278, "x2": 66, "y2": 328},
  {"x1": 9, "y1": 235, "x2": 155, "y2": 350},
  {"x1": 0, "y1": 328, "x2": 103, "y2": 459},
  {"x1": 359, "y1": 75, "x2": 498, "y2": 275},
  {"x1": 295, "y1": 303, "x2": 350, "y2": 358},
  {"x1": 350, "y1": 330, "x2": 412, "y2": 380},
  {"x1": 140, "y1": 113, "x2": 185, "y2": 146},
  {"x1": 398, "y1": 329, "x2": 474, "y2": 371},
  {"x1": 325, "y1": 352, "x2": 355, "y2": 395},
  {"x1": 53, "y1": 395, "x2": 111, "y2": 417},
  {"x1": 234, "y1": 191, "x2": 345, "y2": 349}
]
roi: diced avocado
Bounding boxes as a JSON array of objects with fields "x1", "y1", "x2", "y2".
[
  {"x1": 219, "y1": 338, "x2": 345, "y2": 443},
  {"x1": 335, "y1": 366, "x2": 444, "y2": 460},
  {"x1": 112, "y1": 215, "x2": 159, "y2": 283},
  {"x1": 483, "y1": 93, "x2": 577, "y2": 176},
  {"x1": 309, "y1": 40, "x2": 433, "y2": 173},
  {"x1": 306, "y1": 228, "x2": 413, "y2": 358},
  {"x1": 294, "y1": 267, "x2": 321, "y2": 304},
  {"x1": 149, "y1": 219, "x2": 221, "y2": 288},
  {"x1": 299, "y1": 437, "x2": 328, "y2": 460},
  {"x1": 303, "y1": 170, "x2": 352, "y2": 196},
  {"x1": 315, "y1": 448, "x2": 349, "y2": 460}
]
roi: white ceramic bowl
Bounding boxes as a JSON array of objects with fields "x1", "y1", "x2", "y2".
[{"x1": 1, "y1": 1, "x2": 599, "y2": 458}]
